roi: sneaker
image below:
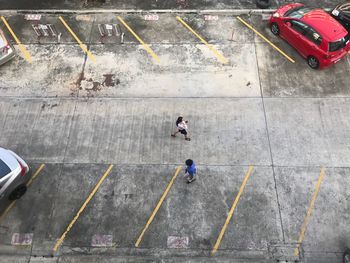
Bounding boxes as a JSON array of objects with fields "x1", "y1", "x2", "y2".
[
  {"x1": 185, "y1": 138, "x2": 191, "y2": 141},
  {"x1": 171, "y1": 134, "x2": 176, "y2": 137},
  {"x1": 187, "y1": 178, "x2": 196, "y2": 184}
]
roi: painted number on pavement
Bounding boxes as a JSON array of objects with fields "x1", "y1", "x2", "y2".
[
  {"x1": 11, "y1": 233, "x2": 33, "y2": 246},
  {"x1": 145, "y1": 14, "x2": 159, "y2": 21}
]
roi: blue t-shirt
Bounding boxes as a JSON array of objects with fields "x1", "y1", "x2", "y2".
[{"x1": 186, "y1": 162, "x2": 196, "y2": 175}]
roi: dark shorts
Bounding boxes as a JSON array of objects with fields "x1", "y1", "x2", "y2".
[{"x1": 179, "y1": 129, "x2": 187, "y2": 135}]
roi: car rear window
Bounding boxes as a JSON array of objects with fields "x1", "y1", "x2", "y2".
[
  {"x1": 285, "y1": 6, "x2": 312, "y2": 18},
  {"x1": 0, "y1": 159, "x2": 11, "y2": 179},
  {"x1": 329, "y1": 33, "x2": 350, "y2": 52}
]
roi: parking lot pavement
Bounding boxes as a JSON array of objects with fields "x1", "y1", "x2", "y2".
[
  {"x1": 1, "y1": 9, "x2": 350, "y2": 263},
  {"x1": 0, "y1": 98, "x2": 75, "y2": 163},
  {"x1": 0, "y1": 163, "x2": 348, "y2": 261},
  {"x1": 265, "y1": 98, "x2": 350, "y2": 167},
  {"x1": 0, "y1": 0, "x2": 341, "y2": 10},
  {"x1": 0, "y1": 98, "x2": 270, "y2": 165},
  {"x1": 275, "y1": 167, "x2": 350, "y2": 253}
]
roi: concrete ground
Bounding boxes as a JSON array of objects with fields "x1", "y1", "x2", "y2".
[
  {"x1": 0, "y1": 0, "x2": 343, "y2": 10},
  {"x1": 0, "y1": 10, "x2": 350, "y2": 263}
]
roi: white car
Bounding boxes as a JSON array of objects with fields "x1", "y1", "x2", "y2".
[
  {"x1": 0, "y1": 29, "x2": 15, "y2": 66},
  {"x1": 0, "y1": 147, "x2": 30, "y2": 200}
]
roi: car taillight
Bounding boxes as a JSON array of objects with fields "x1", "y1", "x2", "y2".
[
  {"x1": 19, "y1": 162, "x2": 26, "y2": 176},
  {"x1": 1, "y1": 45, "x2": 10, "y2": 53}
]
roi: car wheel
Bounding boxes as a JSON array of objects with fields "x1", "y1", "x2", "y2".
[
  {"x1": 255, "y1": 0, "x2": 271, "y2": 9},
  {"x1": 9, "y1": 185, "x2": 27, "y2": 200},
  {"x1": 307, "y1": 56, "x2": 319, "y2": 69},
  {"x1": 271, "y1": 23, "x2": 280, "y2": 35}
]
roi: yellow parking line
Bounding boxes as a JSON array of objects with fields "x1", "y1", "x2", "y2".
[
  {"x1": 58, "y1": 16, "x2": 96, "y2": 63},
  {"x1": 27, "y1": 163, "x2": 45, "y2": 187},
  {"x1": 1, "y1": 16, "x2": 32, "y2": 63},
  {"x1": 236, "y1": 16, "x2": 295, "y2": 63},
  {"x1": 0, "y1": 164, "x2": 45, "y2": 222},
  {"x1": 53, "y1": 164, "x2": 114, "y2": 252},
  {"x1": 135, "y1": 166, "x2": 182, "y2": 247},
  {"x1": 211, "y1": 166, "x2": 254, "y2": 255},
  {"x1": 294, "y1": 168, "x2": 326, "y2": 257},
  {"x1": 176, "y1": 16, "x2": 228, "y2": 64},
  {"x1": 117, "y1": 16, "x2": 160, "y2": 63}
]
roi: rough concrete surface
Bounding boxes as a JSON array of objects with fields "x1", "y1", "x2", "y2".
[{"x1": 0, "y1": 9, "x2": 350, "y2": 263}]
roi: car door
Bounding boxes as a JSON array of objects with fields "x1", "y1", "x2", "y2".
[{"x1": 281, "y1": 19, "x2": 309, "y2": 57}]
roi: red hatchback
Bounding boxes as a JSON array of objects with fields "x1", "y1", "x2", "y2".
[{"x1": 269, "y1": 3, "x2": 350, "y2": 69}]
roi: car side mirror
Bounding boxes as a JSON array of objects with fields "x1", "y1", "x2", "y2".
[{"x1": 285, "y1": 21, "x2": 291, "y2": 27}]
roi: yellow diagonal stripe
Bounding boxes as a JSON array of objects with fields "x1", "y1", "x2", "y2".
[
  {"x1": 117, "y1": 16, "x2": 160, "y2": 63},
  {"x1": 53, "y1": 164, "x2": 114, "y2": 252},
  {"x1": 294, "y1": 168, "x2": 326, "y2": 256},
  {"x1": 135, "y1": 166, "x2": 182, "y2": 247},
  {"x1": 176, "y1": 16, "x2": 228, "y2": 64},
  {"x1": 237, "y1": 16, "x2": 295, "y2": 63},
  {"x1": 0, "y1": 163, "x2": 45, "y2": 222},
  {"x1": 212, "y1": 166, "x2": 254, "y2": 255},
  {"x1": 59, "y1": 16, "x2": 96, "y2": 63},
  {"x1": 27, "y1": 163, "x2": 45, "y2": 187},
  {"x1": 1, "y1": 16, "x2": 32, "y2": 63}
]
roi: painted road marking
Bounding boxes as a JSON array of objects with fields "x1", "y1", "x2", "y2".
[
  {"x1": 236, "y1": 16, "x2": 295, "y2": 63},
  {"x1": 211, "y1": 166, "x2": 254, "y2": 255},
  {"x1": 176, "y1": 16, "x2": 228, "y2": 64},
  {"x1": 135, "y1": 166, "x2": 182, "y2": 247},
  {"x1": 117, "y1": 16, "x2": 160, "y2": 63},
  {"x1": 11, "y1": 233, "x2": 33, "y2": 246},
  {"x1": 294, "y1": 168, "x2": 326, "y2": 256},
  {"x1": 0, "y1": 164, "x2": 45, "y2": 222},
  {"x1": 58, "y1": 16, "x2": 96, "y2": 63},
  {"x1": 1, "y1": 16, "x2": 33, "y2": 63},
  {"x1": 53, "y1": 164, "x2": 114, "y2": 252}
]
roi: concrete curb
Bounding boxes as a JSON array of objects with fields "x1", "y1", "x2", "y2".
[{"x1": 0, "y1": 8, "x2": 278, "y2": 15}]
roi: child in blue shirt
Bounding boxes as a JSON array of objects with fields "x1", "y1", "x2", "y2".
[{"x1": 184, "y1": 159, "x2": 196, "y2": 184}]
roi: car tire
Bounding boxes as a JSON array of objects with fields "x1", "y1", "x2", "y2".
[
  {"x1": 9, "y1": 184, "x2": 27, "y2": 200},
  {"x1": 270, "y1": 22, "x2": 280, "y2": 35},
  {"x1": 307, "y1": 56, "x2": 320, "y2": 69},
  {"x1": 256, "y1": 0, "x2": 271, "y2": 9}
]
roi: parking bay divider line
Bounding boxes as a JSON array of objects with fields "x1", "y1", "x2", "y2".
[
  {"x1": 58, "y1": 16, "x2": 96, "y2": 63},
  {"x1": 211, "y1": 165, "x2": 254, "y2": 255},
  {"x1": 53, "y1": 164, "x2": 114, "y2": 252},
  {"x1": 0, "y1": 163, "x2": 45, "y2": 222},
  {"x1": 236, "y1": 16, "x2": 295, "y2": 63},
  {"x1": 0, "y1": 16, "x2": 33, "y2": 63},
  {"x1": 176, "y1": 16, "x2": 228, "y2": 64},
  {"x1": 294, "y1": 167, "x2": 326, "y2": 257},
  {"x1": 117, "y1": 16, "x2": 160, "y2": 64},
  {"x1": 135, "y1": 166, "x2": 182, "y2": 247}
]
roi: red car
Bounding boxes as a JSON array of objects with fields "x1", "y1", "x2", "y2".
[{"x1": 269, "y1": 3, "x2": 350, "y2": 69}]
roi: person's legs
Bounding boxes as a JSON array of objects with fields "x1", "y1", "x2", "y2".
[
  {"x1": 181, "y1": 129, "x2": 191, "y2": 141},
  {"x1": 187, "y1": 173, "x2": 196, "y2": 183},
  {"x1": 171, "y1": 129, "x2": 180, "y2": 137}
]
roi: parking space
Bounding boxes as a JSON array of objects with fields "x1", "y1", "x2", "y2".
[
  {"x1": 140, "y1": 166, "x2": 282, "y2": 253},
  {"x1": 0, "y1": 163, "x2": 56, "y2": 252},
  {"x1": 275, "y1": 167, "x2": 350, "y2": 253},
  {"x1": 0, "y1": 14, "x2": 94, "y2": 44}
]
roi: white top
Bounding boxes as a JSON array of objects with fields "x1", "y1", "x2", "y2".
[{"x1": 177, "y1": 121, "x2": 188, "y2": 130}]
